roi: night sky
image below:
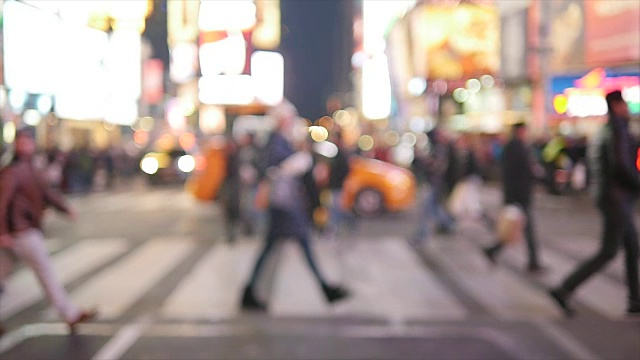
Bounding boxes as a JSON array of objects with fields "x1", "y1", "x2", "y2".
[{"x1": 143, "y1": 0, "x2": 354, "y2": 120}]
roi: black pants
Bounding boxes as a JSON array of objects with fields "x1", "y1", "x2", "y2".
[
  {"x1": 246, "y1": 211, "x2": 328, "y2": 292},
  {"x1": 487, "y1": 202, "x2": 540, "y2": 268},
  {"x1": 560, "y1": 198, "x2": 640, "y2": 304}
]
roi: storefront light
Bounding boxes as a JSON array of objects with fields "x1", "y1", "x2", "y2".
[
  {"x1": 3, "y1": 121, "x2": 17, "y2": 144},
  {"x1": 553, "y1": 94, "x2": 569, "y2": 115},
  {"x1": 36, "y1": 95, "x2": 53, "y2": 114},
  {"x1": 199, "y1": 33, "x2": 247, "y2": 76},
  {"x1": 198, "y1": 0, "x2": 256, "y2": 31},
  {"x1": 358, "y1": 135, "x2": 375, "y2": 152},
  {"x1": 252, "y1": 51, "x2": 284, "y2": 106},
  {"x1": 0, "y1": 87, "x2": 7, "y2": 110},
  {"x1": 453, "y1": 88, "x2": 469, "y2": 103},
  {"x1": 8, "y1": 90, "x2": 28, "y2": 112},
  {"x1": 198, "y1": 75, "x2": 255, "y2": 105},
  {"x1": 23, "y1": 109, "x2": 42, "y2": 127},
  {"x1": 480, "y1": 75, "x2": 495, "y2": 88},
  {"x1": 466, "y1": 79, "x2": 481, "y2": 93},
  {"x1": 362, "y1": 54, "x2": 392, "y2": 120},
  {"x1": 407, "y1": 77, "x2": 427, "y2": 97}
]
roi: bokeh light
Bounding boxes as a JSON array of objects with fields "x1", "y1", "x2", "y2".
[{"x1": 358, "y1": 135, "x2": 374, "y2": 152}]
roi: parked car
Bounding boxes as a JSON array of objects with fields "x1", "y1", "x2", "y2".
[{"x1": 341, "y1": 156, "x2": 417, "y2": 217}]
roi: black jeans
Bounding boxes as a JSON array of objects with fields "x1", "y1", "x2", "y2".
[
  {"x1": 561, "y1": 198, "x2": 640, "y2": 303},
  {"x1": 246, "y1": 226, "x2": 328, "y2": 292}
]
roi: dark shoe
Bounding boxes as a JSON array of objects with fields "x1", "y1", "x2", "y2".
[
  {"x1": 436, "y1": 224, "x2": 454, "y2": 235},
  {"x1": 482, "y1": 247, "x2": 497, "y2": 265},
  {"x1": 241, "y1": 286, "x2": 266, "y2": 311},
  {"x1": 67, "y1": 308, "x2": 98, "y2": 333},
  {"x1": 0, "y1": 323, "x2": 5, "y2": 338},
  {"x1": 549, "y1": 289, "x2": 576, "y2": 318},
  {"x1": 527, "y1": 264, "x2": 547, "y2": 274},
  {"x1": 322, "y1": 284, "x2": 350, "y2": 304},
  {"x1": 628, "y1": 301, "x2": 640, "y2": 315}
]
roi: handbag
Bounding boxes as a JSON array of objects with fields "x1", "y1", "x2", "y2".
[
  {"x1": 496, "y1": 204, "x2": 526, "y2": 245},
  {"x1": 447, "y1": 176, "x2": 482, "y2": 219}
]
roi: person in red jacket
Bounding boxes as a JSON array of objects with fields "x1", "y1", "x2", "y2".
[{"x1": 0, "y1": 129, "x2": 97, "y2": 337}]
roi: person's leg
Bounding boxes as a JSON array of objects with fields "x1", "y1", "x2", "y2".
[
  {"x1": 296, "y1": 233, "x2": 329, "y2": 287},
  {"x1": 562, "y1": 208, "x2": 620, "y2": 293},
  {"x1": 522, "y1": 204, "x2": 541, "y2": 270},
  {"x1": 11, "y1": 229, "x2": 81, "y2": 323},
  {"x1": 241, "y1": 225, "x2": 279, "y2": 310},
  {"x1": 0, "y1": 248, "x2": 16, "y2": 335},
  {"x1": 411, "y1": 186, "x2": 432, "y2": 242},
  {"x1": 296, "y1": 232, "x2": 350, "y2": 303},
  {"x1": 246, "y1": 231, "x2": 279, "y2": 290},
  {"x1": 621, "y1": 200, "x2": 640, "y2": 311},
  {"x1": 551, "y1": 204, "x2": 621, "y2": 316}
]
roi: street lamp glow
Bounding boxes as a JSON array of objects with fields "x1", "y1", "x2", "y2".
[{"x1": 178, "y1": 155, "x2": 196, "y2": 173}]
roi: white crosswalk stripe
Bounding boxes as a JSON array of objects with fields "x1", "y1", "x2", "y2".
[
  {"x1": 0, "y1": 238, "x2": 129, "y2": 321},
  {"x1": 428, "y1": 239, "x2": 564, "y2": 320},
  {"x1": 161, "y1": 240, "x2": 262, "y2": 321},
  {"x1": 2, "y1": 234, "x2": 635, "y2": 323},
  {"x1": 68, "y1": 237, "x2": 195, "y2": 320},
  {"x1": 269, "y1": 237, "x2": 468, "y2": 321},
  {"x1": 502, "y1": 243, "x2": 628, "y2": 319}
]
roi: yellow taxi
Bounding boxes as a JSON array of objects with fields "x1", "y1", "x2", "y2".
[{"x1": 341, "y1": 156, "x2": 417, "y2": 217}]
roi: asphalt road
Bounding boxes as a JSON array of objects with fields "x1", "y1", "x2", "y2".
[{"x1": 0, "y1": 181, "x2": 638, "y2": 360}]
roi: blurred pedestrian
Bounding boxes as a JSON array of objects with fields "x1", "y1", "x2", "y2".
[
  {"x1": 409, "y1": 127, "x2": 456, "y2": 246},
  {"x1": 220, "y1": 137, "x2": 242, "y2": 243},
  {"x1": 238, "y1": 132, "x2": 262, "y2": 236},
  {"x1": 549, "y1": 90, "x2": 640, "y2": 317},
  {"x1": 447, "y1": 134, "x2": 494, "y2": 229},
  {"x1": 482, "y1": 122, "x2": 544, "y2": 273},
  {"x1": 326, "y1": 129, "x2": 356, "y2": 239},
  {"x1": 0, "y1": 129, "x2": 97, "y2": 337},
  {"x1": 241, "y1": 101, "x2": 349, "y2": 311}
]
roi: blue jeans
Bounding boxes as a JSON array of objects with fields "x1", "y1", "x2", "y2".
[
  {"x1": 246, "y1": 210, "x2": 329, "y2": 290},
  {"x1": 328, "y1": 189, "x2": 357, "y2": 236},
  {"x1": 413, "y1": 184, "x2": 455, "y2": 242}
]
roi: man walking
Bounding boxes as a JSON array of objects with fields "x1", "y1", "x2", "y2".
[
  {"x1": 0, "y1": 129, "x2": 97, "y2": 336},
  {"x1": 482, "y1": 122, "x2": 544, "y2": 273},
  {"x1": 549, "y1": 90, "x2": 640, "y2": 317}
]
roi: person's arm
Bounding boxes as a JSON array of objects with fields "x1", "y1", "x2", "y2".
[
  {"x1": 0, "y1": 168, "x2": 16, "y2": 244},
  {"x1": 612, "y1": 121, "x2": 640, "y2": 192},
  {"x1": 39, "y1": 171, "x2": 73, "y2": 217}
]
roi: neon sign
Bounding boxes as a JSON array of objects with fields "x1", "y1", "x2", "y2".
[{"x1": 553, "y1": 68, "x2": 640, "y2": 116}]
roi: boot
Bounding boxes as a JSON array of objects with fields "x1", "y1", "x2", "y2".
[
  {"x1": 628, "y1": 299, "x2": 640, "y2": 315},
  {"x1": 549, "y1": 288, "x2": 576, "y2": 318},
  {"x1": 241, "y1": 286, "x2": 266, "y2": 311},
  {"x1": 322, "y1": 284, "x2": 350, "y2": 304}
]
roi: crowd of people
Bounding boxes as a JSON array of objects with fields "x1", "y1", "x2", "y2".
[{"x1": 0, "y1": 90, "x2": 638, "y2": 338}]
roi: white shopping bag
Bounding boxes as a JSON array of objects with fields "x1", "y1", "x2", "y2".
[
  {"x1": 447, "y1": 176, "x2": 483, "y2": 219},
  {"x1": 496, "y1": 205, "x2": 527, "y2": 245}
]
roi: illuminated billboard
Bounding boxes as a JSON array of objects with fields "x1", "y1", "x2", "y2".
[
  {"x1": 409, "y1": 4, "x2": 500, "y2": 80},
  {"x1": 3, "y1": 0, "x2": 62, "y2": 94}
]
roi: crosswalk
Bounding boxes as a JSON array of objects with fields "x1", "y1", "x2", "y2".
[{"x1": 0, "y1": 233, "x2": 634, "y2": 325}]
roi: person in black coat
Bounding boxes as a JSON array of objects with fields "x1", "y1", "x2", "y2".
[
  {"x1": 549, "y1": 90, "x2": 640, "y2": 317},
  {"x1": 483, "y1": 122, "x2": 544, "y2": 272}
]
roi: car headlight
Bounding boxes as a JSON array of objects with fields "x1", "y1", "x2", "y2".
[
  {"x1": 141, "y1": 156, "x2": 159, "y2": 175},
  {"x1": 178, "y1": 155, "x2": 196, "y2": 173}
]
